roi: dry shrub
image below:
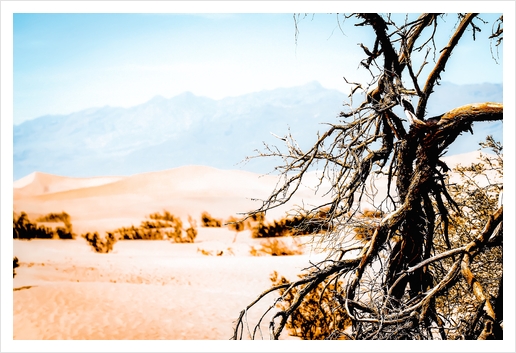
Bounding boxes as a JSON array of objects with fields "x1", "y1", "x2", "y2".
[
  {"x1": 197, "y1": 248, "x2": 213, "y2": 256},
  {"x1": 249, "y1": 238, "x2": 304, "y2": 256},
  {"x1": 226, "y1": 212, "x2": 266, "y2": 232},
  {"x1": 251, "y1": 209, "x2": 331, "y2": 239},
  {"x1": 251, "y1": 220, "x2": 292, "y2": 238},
  {"x1": 201, "y1": 211, "x2": 222, "y2": 227},
  {"x1": 361, "y1": 209, "x2": 383, "y2": 218},
  {"x1": 183, "y1": 215, "x2": 198, "y2": 243},
  {"x1": 197, "y1": 247, "x2": 234, "y2": 256},
  {"x1": 13, "y1": 257, "x2": 20, "y2": 277},
  {"x1": 13, "y1": 212, "x2": 75, "y2": 240},
  {"x1": 83, "y1": 232, "x2": 117, "y2": 253},
  {"x1": 112, "y1": 211, "x2": 197, "y2": 243},
  {"x1": 353, "y1": 208, "x2": 383, "y2": 242},
  {"x1": 35, "y1": 211, "x2": 74, "y2": 238},
  {"x1": 353, "y1": 225, "x2": 374, "y2": 242},
  {"x1": 225, "y1": 215, "x2": 248, "y2": 232},
  {"x1": 270, "y1": 271, "x2": 352, "y2": 340}
]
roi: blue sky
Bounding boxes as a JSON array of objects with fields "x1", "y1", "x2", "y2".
[
  {"x1": 10, "y1": 10, "x2": 505, "y2": 125},
  {"x1": 11, "y1": 12, "x2": 369, "y2": 125}
]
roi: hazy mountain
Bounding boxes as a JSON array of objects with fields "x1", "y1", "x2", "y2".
[{"x1": 13, "y1": 81, "x2": 502, "y2": 180}]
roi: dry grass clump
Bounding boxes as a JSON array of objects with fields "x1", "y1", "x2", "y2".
[
  {"x1": 361, "y1": 209, "x2": 383, "y2": 218},
  {"x1": 83, "y1": 232, "x2": 117, "y2": 253},
  {"x1": 201, "y1": 212, "x2": 222, "y2": 228},
  {"x1": 353, "y1": 208, "x2": 383, "y2": 243},
  {"x1": 183, "y1": 216, "x2": 198, "y2": 243},
  {"x1": 249, "y1": 238, "x2": 304, "y2": 256},
  {"x1": 197, "y1": 247, "x2": 234, "y2": 256},
  {"x1": 13, "y1": 212, "x2": 75, "y2": 240},
  {"x1": 225, "y1": 215, "x2": 248, "y2": 232},
  {"x1": 82, "y1": 210, "x2": 198, "y2": 253},
  {"x1": 223, "y1": 210, "x2": 330, "y2": 239},
  {"x1": 225, "y1": 212, "x2": 264, "y2": 232},
  {"x1": 36, "y1": 212, "x2": 74, "y2": 239},
  {"x1": 13, "y1": 257, "x2": 20, "y2": 277},
  {"x1": 270, "y1": 271, "x2": 352, "y2": 339},
  {"x1": 112, "y1": 211, "x2": 197, "y2": 243},
  {"x1": 251, "y1": 209, "x2": 331, "y2": 239}
]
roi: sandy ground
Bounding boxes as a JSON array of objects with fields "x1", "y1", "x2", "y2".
[
  {"x1": 13, "y1": 229, "x2": 327, "y2": 341},
  {"x1": 10, "y1": 165, "x2": 335, "y2": 344},
  {"x1": 8, "y1": 151, "x2": 499, "y2": 347}
]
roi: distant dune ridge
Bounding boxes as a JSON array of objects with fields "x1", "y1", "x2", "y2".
[
  {"x1": 13, "y1": 171, "x2": 123, "y2": 195},
  {"x1": 13, "y1": 164, "x2": 314, "y2": 235},
  {"x1": 13, "y1": 151, "x2": 488, "y2": 236}
]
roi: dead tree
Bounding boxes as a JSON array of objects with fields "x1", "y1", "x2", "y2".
[{"x1": 233, "y1": 13, "x2": 503, "y2": 340}]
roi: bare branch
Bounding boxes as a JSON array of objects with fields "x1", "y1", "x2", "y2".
[
  {"x1": 416, "y1": 14, "x2": 478, "y2": 117},
  {"x1": 235, "y1": 12, "x2": 503, "y2": 341}
]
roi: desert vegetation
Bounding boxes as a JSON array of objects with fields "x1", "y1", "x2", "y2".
[
  {"x1": 197, "y1": 247, "x2": 235, "y2": 256},
  {"x1": 351, "y1": 209, "x2": 384, "y2": 243},
  {"x1": 259, "y1": 148, "x2": 503, "y2": 338},
  {"x1": 225, "y1": 215, "x2": 248, "y2": 232},
  {"x1": 269, "y1": 271, "x2": 352, "y2": 339},
  {"x1": 13, "y1": 212, "x2": 75, "y2": 240},
  {"x1": 251, "y1": 208, "x2": 331, "y2": 239},
  {"x1": 12, "y1": 209, "x2": 199, "y2": 254},
  {"x1": 233, "y1": 13, "x2": 503, "y2": 340},
  {"x1": 249, "y1": 238, "x2": 304, "y2": 257},
  {"x1": 225, "y1": 212, "x2": 264, "y2": 235},
  {"x1": 225, "y1": 210, "x2": 329, "y2": 239},
  {"x1": 111, "y1": 211, "x2": 197, "y2": 243},
  {"x1": 81, "y1": 211, "x2": 198, "y2": 253},
  {"x1": 201, "y1": 211, "x2": 222, "y2": 228},
  {"x1": 83, "y1": 231, "x2": 117, "y2": 254},
  {"x1": 13, "y1": 257, "x2": 20, "y2": 278}
]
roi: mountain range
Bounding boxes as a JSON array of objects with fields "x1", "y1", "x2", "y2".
[{"x1": 13, "y1": 81, "x2": 503, "y2": 180}]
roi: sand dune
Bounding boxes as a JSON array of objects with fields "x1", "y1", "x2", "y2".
[
  {"x1": 11, "y1": 151, "x2": 496, "y2": 343},
  {"x1": 13, "y1": 152, "x2": 491, "y2": 235},
  {"x1": 13, "y1": 171, "x2": 123, "y2": 195},
  {"x1": 12, "y1": 165, "x2": 331, "y2": 341},
  {"x1": 13, "y1": 165, "x2": 334, "y2": 235}
]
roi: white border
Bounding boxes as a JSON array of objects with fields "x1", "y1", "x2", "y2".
[{"x1": 2, "y1": 1, "x2": 514, "y2": 352}]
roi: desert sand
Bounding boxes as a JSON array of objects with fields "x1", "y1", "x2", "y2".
[
  {"x1": 13, "y1": 233, "x2": 322, "y2": 341},
  {"x1": 11, "y1": 164, "x2": 334, "y2": 344},
  {"x1": 9, "y1": 152, "x2": 493, "y2": 346}
]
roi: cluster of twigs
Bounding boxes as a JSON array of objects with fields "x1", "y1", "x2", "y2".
[{"x1": 233, "y1": 13, "x2": 503, "y2": 340}]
